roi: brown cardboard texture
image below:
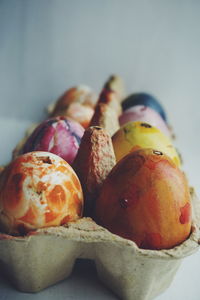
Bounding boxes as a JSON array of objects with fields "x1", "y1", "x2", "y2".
[{"x1": 0, "y1": 189, "x2": 199, "y2": 300}]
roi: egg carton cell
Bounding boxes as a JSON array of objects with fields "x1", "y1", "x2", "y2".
[{"x1": 0, "y1": 189, "x2": 199, "y2": 300}]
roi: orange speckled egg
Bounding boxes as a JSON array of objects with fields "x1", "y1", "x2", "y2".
[
  {"x1": 95, "y1": 148, "x2": 191, "y2": 250},
  {"x1": 65, "y1": 102, "x2": 94, "y2": 129},
  {"x1": 51, "y1": 85, "x2": 97, "y2": 128},
  {"x1": 0, "y1": 151, "x2": 83, "y2": 235}
]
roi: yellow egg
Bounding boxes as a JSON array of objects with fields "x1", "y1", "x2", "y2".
[{"x1": 112, "y1": 121, "x2": 180, "y2": 166}]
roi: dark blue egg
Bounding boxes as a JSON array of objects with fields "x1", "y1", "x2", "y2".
[{"x1": 122, "y1": 93, "x2": 167, "y2": 122}]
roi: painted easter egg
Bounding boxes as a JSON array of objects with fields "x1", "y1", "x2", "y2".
[
  {"x1": 0, "y1": 151, "x2": 83, "y2": 235},
  {"x1": 122, "y1": 93, "x2": 167, "y2": 122},
  {"x1": 112, "y1": 121, "x2": 180, "y2": 166},
  {"x1": 51, "y1": 85, "x2": 97, "y2": 128},
  {"x1": 119, "y1": 105, "x2": 170, "y2": 137},
  {"x1": 95, "y1": 148, "x2": 191, "y2": 250},
  {"x1": 21, "y1": 116, "x2": 84, "y2": 165},
  {"x1": 64, "y1": 102, "x2": 94, "y2": 129}
]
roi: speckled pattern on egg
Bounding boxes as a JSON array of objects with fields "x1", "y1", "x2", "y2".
[{"x1": 0, "y1": 151, "x2": 83, "y2": 235}]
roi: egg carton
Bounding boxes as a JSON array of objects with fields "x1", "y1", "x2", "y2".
[{"x1": 0, "y1": 189, "x2": 199, "y2": 300}]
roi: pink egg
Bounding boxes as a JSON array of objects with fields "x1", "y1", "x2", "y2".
[
  {"x1": 119, "y1": 105, "x2": 170, "y2": 137},
  {"x1": 21, "y1": 117, "x2": 84, "y2": 164}
]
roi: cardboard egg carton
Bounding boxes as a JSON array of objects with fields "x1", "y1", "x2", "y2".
[{"x1": 0, "y1": 189, "x2": 199, "y2": 300}]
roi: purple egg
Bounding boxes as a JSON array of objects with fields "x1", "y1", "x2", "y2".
[
  {"x1": 22, "y1": 116, "x2": 84, "y2": 164},
  {"x1": 119, "y1": 105, "x2": 170, "y2": 137}
]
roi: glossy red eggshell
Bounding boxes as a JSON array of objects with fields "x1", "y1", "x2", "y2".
[{"x1": 95, "y1": 149, "x2": 192, "y2": 250}]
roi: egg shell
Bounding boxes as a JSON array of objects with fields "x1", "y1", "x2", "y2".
[
  {"x1": 63, "y1": 102, "x2": 94, "y2": 128},
  {"x1": 52, "y1": 85, "x2": 98, "y2": 111},
  {"x1": 0, "y1": 151, "x2": 83, "y2": 234},
  {"x1": 50, "y1": 85, "x2": 97, "y2": 128},
  {"x1": 0, "y1": 189, "x2": 199, "y2": 299},
  {"x1": 21, "y1": 116, "x2": 84, "y2": 165},
  {"x1": 119, "y1": 105, "x2": 170, "y2": 137},
  {"x1": 112, "y1": 121, "x2": 180, "y2": 166},
  {"x1": 95, "y1": 149, "x2": 192, "y2": 250},
  {"x1": 122, "y1": 93, "x2": 167, "y2": 122}
]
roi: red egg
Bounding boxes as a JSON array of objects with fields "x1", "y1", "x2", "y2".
[{"x1": 95, "y1": 148, "x2": 192, "y2": 250}]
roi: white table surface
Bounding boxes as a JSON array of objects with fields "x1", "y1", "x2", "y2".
[{"x1": 0, "y1": 1, "x2": 200, "y2": 299}]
